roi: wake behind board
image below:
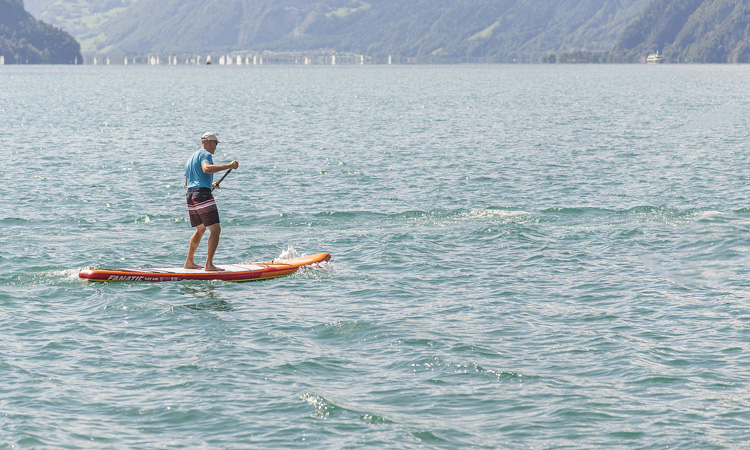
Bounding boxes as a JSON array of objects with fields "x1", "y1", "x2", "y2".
[{"x1": 79, "y1": 252, "x2": 330, "y2": 283}]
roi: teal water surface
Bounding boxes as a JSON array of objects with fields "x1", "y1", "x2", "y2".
[{"x1": 2, "y1": 64, "x2": 750, "y2": 448}]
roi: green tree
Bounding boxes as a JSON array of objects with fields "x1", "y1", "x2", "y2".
[{"x1": 0, "y1": 0, "x2": 82, "y2": 63}]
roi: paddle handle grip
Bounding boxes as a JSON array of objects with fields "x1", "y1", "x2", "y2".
[{"x1": 212, "y1": 169, "x2": 232, "y2": 191}]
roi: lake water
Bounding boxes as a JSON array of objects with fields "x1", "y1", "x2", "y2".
[{"x1": 2, "y1": 63, "x2": 750, "y2": 448}]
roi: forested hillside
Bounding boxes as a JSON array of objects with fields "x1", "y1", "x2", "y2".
[
  {"x1": 22, "y1": 0, "x2": 132, "y2": 53},
  {"x1": 21, "y1": 0, "x2": 750, "y2": 63},
  {"x1": 278, "y1": 0, "x2": 652, "y2": 62},
  {"x1": 25, "y1": 0, "x2": 651, "y2": 62},
  {"x1": 613, "y1": 0, "x2": 750, "y2": 62},
  {"x1": 0, "y1": 0, "x2": 82, "y2": 63}
]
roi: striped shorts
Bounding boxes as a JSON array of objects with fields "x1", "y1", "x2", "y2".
[{"x1": 187, "y1": 188, "x2": 220, "y2": 227}]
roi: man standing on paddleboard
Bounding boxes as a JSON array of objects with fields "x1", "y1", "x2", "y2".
[{"x1": 184, "y1": 132, "x2": 239, "y2": 271}]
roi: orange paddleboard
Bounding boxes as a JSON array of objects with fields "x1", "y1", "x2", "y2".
[{"x1": 79, "y1": 253, "x2": 330, "y2": 282}]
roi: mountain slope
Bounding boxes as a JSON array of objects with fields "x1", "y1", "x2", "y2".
[
  {"x1": 0, "y1": 0, "x2": 82, "y2": 63},
  {"x1": 670, "y1": 0, "x2": 750, "y2": 62},
  {"x1": 613, "y1": 0, "x2": 750, "y2": 62},
  {"x1": 22, "y1": 0, "x2": 750, "y2": 63},
  {"x1": 275, "y1": 0, "x2": 654, "y2": 61},
  {"x1": 25, "y1": 0, "x2": 652, "y2": 61}
]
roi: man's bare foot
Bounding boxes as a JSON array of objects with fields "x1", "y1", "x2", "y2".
[
  {"x1": 184, "y1": 263, "x2": 203, "y2": 270},
  {"x1": 204, "y1": 264, "x2": 225, "y2": 272}
]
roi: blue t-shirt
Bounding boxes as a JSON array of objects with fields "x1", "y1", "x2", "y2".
[{"x1": 185, "y1": 149, "x2": 214, "y2": 189}]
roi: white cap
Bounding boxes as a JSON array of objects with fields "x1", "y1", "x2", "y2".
[{"x1": 201, "y1": 132, "x2": 220, "y2": 143}]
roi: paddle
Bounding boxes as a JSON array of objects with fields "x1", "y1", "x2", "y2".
[{"x1": 212, "y1": 169, "x2": 232, "y2": 191}]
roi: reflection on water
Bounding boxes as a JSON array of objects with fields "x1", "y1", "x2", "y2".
[
  {"x1": 183, "y1": 300, "x2": 233, "y2": 311},
  {"x1": 178, "y1": 284, "x2": 234, "y2": 311}
]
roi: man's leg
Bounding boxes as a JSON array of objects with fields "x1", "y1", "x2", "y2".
[
  {"x1": 204, "y1": 223, "x2": 223, "y2": 271},
  {"x1": 185, "y1": 224, "x2": 206, "y2": 269}
]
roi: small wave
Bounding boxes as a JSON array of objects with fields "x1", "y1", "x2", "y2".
[
  {"x1": 625, "y1": 206, "x2": 724, "y2": 222},
  {"x1": 293, "y1": 261, "x2": 333, "y2": 280},
  {"x1": 123, "y1": 214, "x2": 186, "y2": 224},
  {"x1": 276, "y1": 245, "x2": 302, "y2": 260},
  {"x1": 393, "y1": 208, "x2": 534, "y2": 227},
  {"x1": 625, "y1": 205, "x2": 672, "y2": 214},
  {"x1": 537, "y1": 205, "x2": 713, "y2": 226},
  {"x1": 267, "y1": 208, "x2": 534, "y2": 229},
  {"x1": 311, "y1": 320, "x2": 380, "y2": 342},
  {"x1": 542, "y1": 206, "x2": 616, "y2": 216},
  {"x1": 301, "y1": 393, "x2": 338, "y2": 419},
  {"x1": 273, "y1": 245, "x2": 333, "y2": 279},
  {"x1": 1, "y1": 268, "x2": 86, "y2": 287},
  {"x1": 459, "y1": 208, "x2": 531, "y2": 222},
  {"x1": 540, "y1": 205, "x2": 683, "y2": 218},
  {"x1": 0, "y1": 217, "x2": 30, "y2": 224},
  {"x1": 691, "y1": 210, "x2": 735, "y2": 223},
  {"x1": 52, "y1": 268, "x2": 85, "y2": 282},
  {"x1": 625, "y1": 206, "x2": 695, "y2": 226},
  {"x1": 180, "y1": 300, "x2": 233, "y2": 312},
  {"x1": 313, "y1": 210, "x2": 388, "y2": 220},
  {"x1": 405, "y1": 356, "x2": 528, "y2": 382},
  {"x1": 62, "y1": 217, "x2": 99, "y2": 225},
  {"x1": 458, "y1": 363, "x2": 526, "y2": 381},
  {"x1": 410, "y1": 431, "x2": 450, "y2": 444},
  {"x1": 300, "y1": 393, "x2": 393, "y2": 424}
]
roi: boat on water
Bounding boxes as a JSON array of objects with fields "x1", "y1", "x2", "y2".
[{"x1": 646, "y1": 51, "x2": 664, "y2": 63}]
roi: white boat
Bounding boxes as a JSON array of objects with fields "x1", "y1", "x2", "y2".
[{"x1": 647, "y1": 51, "x2": 664, "y2": 63}]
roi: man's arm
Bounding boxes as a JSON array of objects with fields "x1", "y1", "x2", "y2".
[{"x1": 202, "y1": 161, "x2": 239, "y2": 174}]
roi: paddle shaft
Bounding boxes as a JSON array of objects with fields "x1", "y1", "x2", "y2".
[{"x1": 212, "y1": 169, "x2": 232, "y2": 191}]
